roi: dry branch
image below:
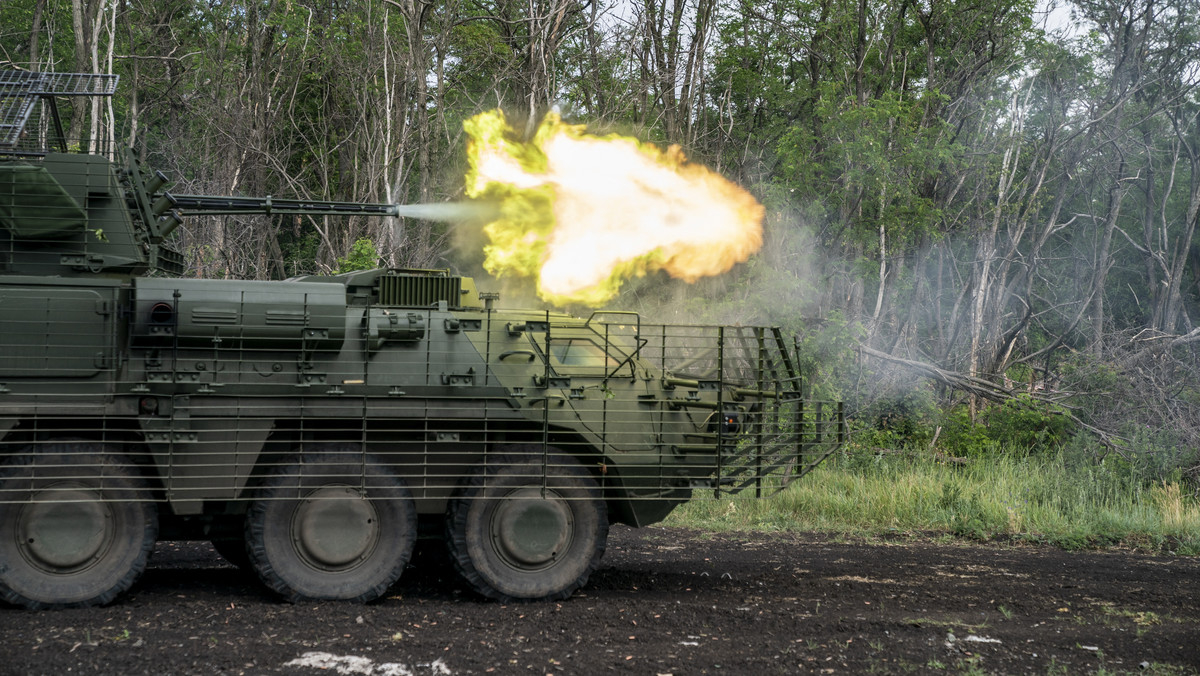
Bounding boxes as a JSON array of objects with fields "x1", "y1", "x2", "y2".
[
  {"x1": 856, "y1": 343, "x2": 1128, "y2": 453},
  {"x1": 856, "y1": 344, "x2": 1013, "y2": 402}
]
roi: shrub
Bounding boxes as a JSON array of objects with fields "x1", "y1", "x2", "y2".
[
  {"x1": 936, "y1": 406, "x2": 997, "y2": 456},
  {"x1": 935, "y1": 397, "x2": 1073, "y2": 456},
  {"x1": 851, "y1": 383, "x2": 939, "y2": 448},
  {"x1": 335, "y1": 238, "x2": 380, "y2": 273},
  {"x1": 981, "y1": 396, "x2": 1074, "y2": 449}
]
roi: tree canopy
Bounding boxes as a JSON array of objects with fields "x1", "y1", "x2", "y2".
[{"x1": 3, "y1": 0, "x2": 1200, "y2": 468}]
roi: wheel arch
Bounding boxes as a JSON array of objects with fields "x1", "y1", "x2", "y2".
[{"x1": 0, "y1": 418, "x2": 163, "y2": 494}]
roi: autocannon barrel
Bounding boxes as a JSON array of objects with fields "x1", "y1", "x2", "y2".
[{"x1": 166, "y1": 194, "x2": 399, "y2": 217}]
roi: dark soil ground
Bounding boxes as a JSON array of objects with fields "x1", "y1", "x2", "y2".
[{"x1": 1, "y1": 526, "x2": 1197, "y2": 675}]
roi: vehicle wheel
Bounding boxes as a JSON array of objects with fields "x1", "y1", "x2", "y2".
[
  {"x1": 245, "y1": 451, "x2": 417, "y2": 603},
  {"x1": 210, "y1": 538, "x2": 251, "y2": 570},
  {"x1": 0, "y1": 446, "x2": 158, "y2": 609},
  {"x1": 445, "y1": 449, "x2": 608, "y2": 602}
]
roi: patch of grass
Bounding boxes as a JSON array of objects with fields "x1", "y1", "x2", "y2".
[
  {"x1": 954, "y1": 656, "x2": 987, "y2": 675},
  {"x1": 1044, "y1": 657, "x2": 1071, "y2": 675},
  {"x1": 1115, "y1": 609, "x2": 1163, "y2": 626},
  {"x1": 665, "y1": 447, "x2": 1200, "y2": 553},
  {"x1": 1095, "y1": 604, "x2": 1190, "y2": 636}
]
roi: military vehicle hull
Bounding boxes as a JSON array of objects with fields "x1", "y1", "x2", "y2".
[{"x1": 0, "y1": 70, "x2": 844, "y2": 609}]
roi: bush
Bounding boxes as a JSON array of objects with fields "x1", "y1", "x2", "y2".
[
  {"x1": 936, "y1": 397, "x2": 1073, "y2": 457},
  {"x1": 851, "y1": 383, "x2": 939, "y2": 448},
  {"x1": 1054, "y1": 337, "x2": 1200, "y2": 490},
  {"x1": 789, "y1": 311, "x2": 861, "y2": 402},
  {"x1": 981, "y1": 396, "x2": 1074, "y2": 449},
  {"x1": 937, "y1": 406, "x2": 998, "y2": 456},
  {"x1": 1057, "y1": 351, "x2": 1124, "y2": 421},
  {"x1": 1062, "y1": 428, "x2": 1200, "y2": 489}
]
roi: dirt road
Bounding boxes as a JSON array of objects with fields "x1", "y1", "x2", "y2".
[{"x1": 1, "y1": 526, "x2": 1197, "y2": 674}]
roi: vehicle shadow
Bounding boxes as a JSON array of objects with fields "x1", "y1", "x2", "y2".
[{"x1": 128, "y1": 537, "x2": 705, "y2": 607}]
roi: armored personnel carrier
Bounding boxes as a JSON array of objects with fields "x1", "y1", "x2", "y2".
[{"x1": 0, "y1": 70, "x2": 844, "y2": 609}]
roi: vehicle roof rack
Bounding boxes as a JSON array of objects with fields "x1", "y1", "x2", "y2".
[{"x1": 0, "y1": 70, "x2": 119, "y2": 153}]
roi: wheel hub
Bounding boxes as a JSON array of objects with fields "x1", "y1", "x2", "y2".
[
  {"x1": 491, "y1": 488, "x2": 572, "y2": 567},
  {"x1": 292, "y1": 486, "x2": 378, "y2": 569},
  {"x1": 19, "y1": 484, "x2": 109, "y2": 571}
]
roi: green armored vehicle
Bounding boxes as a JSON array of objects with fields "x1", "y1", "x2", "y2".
[{"x1": 0, "y1": 71, "x2": 844, "y2": 609}]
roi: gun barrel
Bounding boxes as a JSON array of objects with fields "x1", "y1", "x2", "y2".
[
  {"x1": 167, "y1": 194, "x2": 398, "y2": 217},
  {"x1": 167, "y1": 195, "x2": 498, "y2": 222}
]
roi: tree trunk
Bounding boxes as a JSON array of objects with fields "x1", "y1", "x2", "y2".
[
  {"x1": 29, "y1": 0, "x2": 47, "y2": 71},
  {"x1": 1091, "y1": 160, "x2": 1130, "y2": 352},
  {"x1": 70, "y1": 0, "x2": 103, "y2": 143},
  {"x1": 1161, "y1": 115, "x2": 1200, "y2": 332}
]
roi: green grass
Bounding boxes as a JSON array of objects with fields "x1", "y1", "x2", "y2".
[{"x1": 664, "y1": 449, "x2": 1200, "y2": 554}]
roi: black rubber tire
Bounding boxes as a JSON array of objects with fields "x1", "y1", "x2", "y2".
[
  {"x1": 444, "y1": 449, "x2": 608, "y2": 602},
  {"x1": 0, "y1": 447, "x2": 158, "y2": 610},
  {"x1": 245, "y1": 451, "x2": 417, "y2": 603},
  {"x1": 210, "y1": 538, "x2": 251, "y2": 570}
]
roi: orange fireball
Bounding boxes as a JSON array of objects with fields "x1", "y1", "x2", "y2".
[{"x1": 465, "y1": 110, "x2": 763, "y2": 306}]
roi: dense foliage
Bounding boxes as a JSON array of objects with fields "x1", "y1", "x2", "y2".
[{"x1": 3, "y1": 0, "x2": 1199, "y2": 480}]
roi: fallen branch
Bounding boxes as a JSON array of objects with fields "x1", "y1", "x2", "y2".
[
  {"x1": 857, "y1": 344, "x2": 1013, "y2": 402},
  {"x1": 856, "y1": 344, "x2": 1129, "y2": 455},
  {"x1": 1127, "y1": 327, "x2": 1200, "y2": 349},
  {"x1": 1170, "y1": 327, "x2": 1200, "y2": 348}
]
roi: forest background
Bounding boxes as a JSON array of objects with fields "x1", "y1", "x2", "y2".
[{"x1": 2, "y1": 0, "x2": 1199, "y2": 492}]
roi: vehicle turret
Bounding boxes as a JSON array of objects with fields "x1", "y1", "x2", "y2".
[{"x1": 0, "y1": 70, "x2": 410, "y2": 279}]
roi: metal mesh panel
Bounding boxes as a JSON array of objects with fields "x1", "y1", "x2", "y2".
[
  {"x1": 0, "y1": 74, "x2": 39, "y2": 149},
  {"x1": 0, "y1": 71, "x2": 118, "y2": 96},
  {"x1": 0, "y1": 71, "x2": 119, "y2": 153}
]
